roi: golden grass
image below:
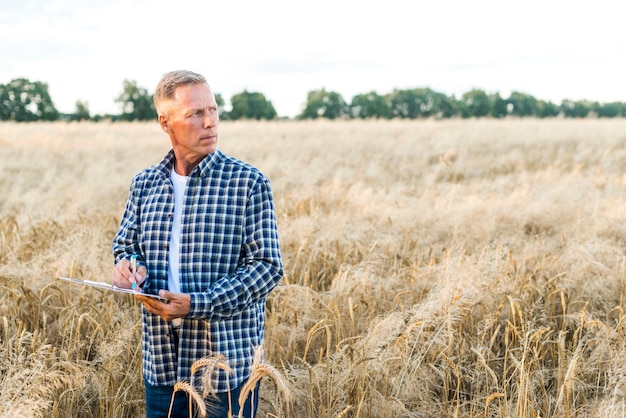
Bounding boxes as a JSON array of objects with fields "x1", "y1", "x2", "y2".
[{"x1": 1, "y1": 118, "x2": 626, "y2": 417}]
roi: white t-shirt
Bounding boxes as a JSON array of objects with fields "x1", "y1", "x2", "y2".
[{"x1": 168, "y1": 167, "x2": 187, "y2": 295}]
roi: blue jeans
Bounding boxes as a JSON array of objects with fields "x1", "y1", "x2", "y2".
[{"x1": 144, "y1": 378, "x2": 260, "y2": 418}]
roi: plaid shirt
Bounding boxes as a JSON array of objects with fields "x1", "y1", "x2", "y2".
[{"x1": 112, "y1": 149, "x2": 283, "y2": 392}]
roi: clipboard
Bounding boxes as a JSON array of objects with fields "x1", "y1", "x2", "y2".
[{"x1": 58, "y1": 277, "x2": 169, "y2": 302}]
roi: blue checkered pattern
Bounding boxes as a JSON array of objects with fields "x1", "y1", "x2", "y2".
[{"x1": 112, "y1": 149, "x2": 283, "y2": 392}]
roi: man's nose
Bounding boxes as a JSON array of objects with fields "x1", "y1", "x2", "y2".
[{"x1": 204, "y1": 114, "x2": 215, "y2": 128}]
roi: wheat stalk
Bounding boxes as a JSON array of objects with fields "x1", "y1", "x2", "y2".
[
  {"x1": 113, "y1": 399, "x2": 144, "y2": 417},
  {"x1": 472, "y1": 347, "x2": 499, "y2": 386},
  {"x1": 238, "y1": 362, "x2": 290, "y2": 418},
  {"x1": 190, "y1": 354, "x2": 232, "y2": 398},
  {"x1": 484, "y1": 392, "x2": 505, "y2": 414},
  {"x1": 555, "y1": 339, "x2": 584, "y2": 417},
  {"x1": 303, "y1": 319, "x2": 331, "y2": 361},
  {"x1": 169, "y1": 381, "x2": 206, "y2": 418},
  {"x1": 334, "y1": 404, "x2": 353, "y2": 418}
]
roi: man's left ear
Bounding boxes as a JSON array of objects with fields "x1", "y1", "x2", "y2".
[{"x1": 159, "y1": 115, "x2": 172, "y2": 133}]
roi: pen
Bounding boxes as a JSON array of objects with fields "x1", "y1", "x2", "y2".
[{"x1": 130, "y1": 255, "x2": 137, "y2": 290}]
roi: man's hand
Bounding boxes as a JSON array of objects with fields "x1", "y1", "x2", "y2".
[
  {"x1": 112, "y1": 258, "x2": 147, "y2": 290},
  {"x1": 136, "y1": 290, "x2": 191, "y2": 322}
]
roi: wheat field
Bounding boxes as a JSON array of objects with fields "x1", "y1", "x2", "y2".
[{"x1": 1, "y1": 119, "x2": 626, "y2": 417}]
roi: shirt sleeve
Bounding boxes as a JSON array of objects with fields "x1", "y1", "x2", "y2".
[
  {"x1": 112, "y1": 176, "x2": 143, "y2": 266},
  {"x1": 187, "y1": 178, "x2": 283, "y2": 319}
]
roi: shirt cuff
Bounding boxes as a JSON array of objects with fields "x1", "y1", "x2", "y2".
[{"x1": 188, "y1": 292, "x2": 214, "y2": 320}]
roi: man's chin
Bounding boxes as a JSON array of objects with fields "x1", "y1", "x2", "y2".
[{"x1": 196, "y1": 139, "x2": 217, "y2": 153}]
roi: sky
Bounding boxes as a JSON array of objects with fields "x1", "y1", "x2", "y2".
[{"x1": 0, "y1": 0, "x2": 624, "y2": 118}]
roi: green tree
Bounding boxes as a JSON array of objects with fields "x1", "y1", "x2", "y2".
[
  {"x1": 490, "y1": 93, "x2": 508, "y2": 118},
  {"x1": 575, "y1": 100, "x2": 593, "y2": 118},
  {"x1": 229, "y1": 90, "x2": 276, "y2": 120},
  {"x1": 386, "y1": 89, "x2": 409, "y2": 118},
  {"x1": 507, "y1": 91, "x2": 538, "y2": 117},
  {"x1": 459, "y1": 89, "x2": 491, "y2": 118},
  {"x1": 115, "y1": 80, "x2": 155, "y2": 121},
  {"x1": 431, "y1": 91, "x2": 457, "y2": 118},
  {"x1": 350, "y1": 91, "x2": 390, "y2": 119},
  {"x1": 597, "y1": 101, "x2": 624, "y2": 118},
  {"x1": 72, "y1": 100, "x2": 90, "y2": 121},
  {"x1": 387, "y1": 88, "x2": 455, "y2": 119},
  {"x1": 214, "y1": 93, "x2": 230, "y2": 120},
  {"x1": 560, "y1": 99, "x2": 591, "y2": 118},
  {"x1": 0, "y1": 78, "x2": 59, "y2": 121},
  {"x1": 299, "y1": 89, "x2": 349, "y2": 119},
  {"x1": 387, "y1": 89, "x2": 423, "y2": 119},
  {"x1": 536, "y1": 100, "x2": 560, "y2": 118}
]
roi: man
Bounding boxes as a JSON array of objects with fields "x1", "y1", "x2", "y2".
[{"x1": 111, "y1": 70, "x2": 283, "y2": 417}]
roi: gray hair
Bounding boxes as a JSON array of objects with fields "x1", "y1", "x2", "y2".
[{"x1": 153, "y1": 70, "x2": 209, "y2": 114}]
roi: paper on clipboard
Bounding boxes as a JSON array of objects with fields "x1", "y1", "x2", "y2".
[{"x1": 58, "y1": 277, "x2": 169, "y2": 302}]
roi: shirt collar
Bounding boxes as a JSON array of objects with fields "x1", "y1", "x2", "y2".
[
  {"x1": 157, "y1": 149, "x2": 224, "y2": 179},
  {"x1": 194, "y1": 149, "x2": 224, "y2": 177}
]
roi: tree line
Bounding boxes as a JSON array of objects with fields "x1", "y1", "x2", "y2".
[{"x1": 1, "y1": 77, "x2": 624, "y2": 122}]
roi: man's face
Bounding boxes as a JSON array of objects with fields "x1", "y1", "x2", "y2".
[{"x1": 160, "y1": 83, "x2": 219, "y2": 168}]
